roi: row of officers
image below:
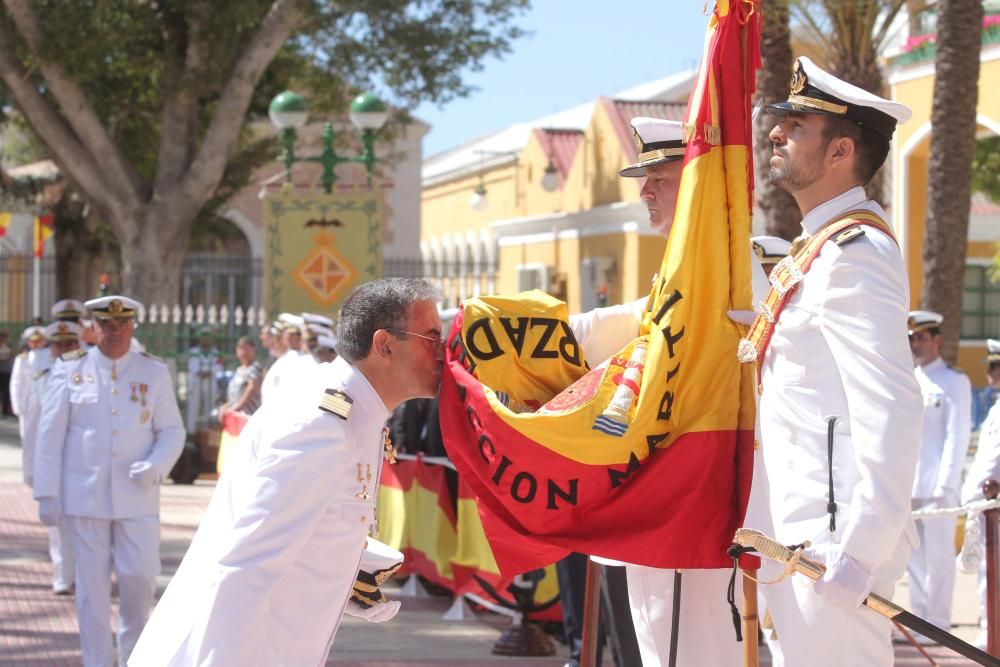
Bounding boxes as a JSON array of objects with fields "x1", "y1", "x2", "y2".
[
  {"x1": 9, "y1": 297, "x2": 345, "y2": 666},
  {"x1": 9, "y1": 296, "x2": 1000, "y2": 666}
]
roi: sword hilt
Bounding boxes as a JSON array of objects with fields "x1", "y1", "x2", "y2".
[
  {"x1": 733, "y1": 528, "x2": 906, "y2": 618},
  {"x1": 733, "y1": 528, "x2": 824, "y2": 581}
]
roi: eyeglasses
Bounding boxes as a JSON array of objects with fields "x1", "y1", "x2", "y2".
[{"x1": 386, "y1": 328, "x2": 445, "y2": 354}]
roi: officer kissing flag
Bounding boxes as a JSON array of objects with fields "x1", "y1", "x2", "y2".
[{"x1": 440, "y1": 0, "x2": 760, "y2": 577}]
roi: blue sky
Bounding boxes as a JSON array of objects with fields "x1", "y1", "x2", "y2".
[{"x1": 414, "y1": 1, "x2": 711, "y2": 156}]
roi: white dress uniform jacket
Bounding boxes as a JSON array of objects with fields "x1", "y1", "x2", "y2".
[
  {"x1": 912, "y1": 358, "x2": 972, "y2": 505},
  {"x1": 33, "y1": 347, "x2": 186, "y2": 516},
  {"x1": 129, "y1": 356, "x2": 390, "y2": 667},
  {"x1": 259, "y1": 350, "x2": 300, "y2": 406},
  {"x1": 569, "y1": 250, "x2": 769, "y2": 667},
  {"x1": 963, "y1": 398, "x2": 1000, "y2": 506},
  {"x1": 10, "y1": 348, "x2": 35, "y2": 417},
  {"x1": 20, "y1": 350, "x2": 54, "y2": 487},
  {"x1": 759, "y1": 187, "x2": 923, "y2": 667}
]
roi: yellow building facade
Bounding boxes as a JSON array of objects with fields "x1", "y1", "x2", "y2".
[
  {"x1": 420, "y1": 73, "x2": 694, "y2": 314},
  {"x1": 888, "y1": 29, "x2": 1000, "y2": 379}
]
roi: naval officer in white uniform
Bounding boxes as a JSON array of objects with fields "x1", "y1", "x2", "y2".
[
  {"x1": 23, "y1": 320, "x2": 84, "y2": 595},
  {"x1": 906, "y1": 310, "x2": 971, "y2": 636},
  {"x1": 755, "y1": 57, "x2": 922, "y2": 666},
  {"x1": 129, "y1": 278, "x2": 444, "y2": 667},
  {"x1": 961, "y1": 339, "x2": 1000, "y2": 648},
  {"x1": 569, "y1": 117, "x2": 772, "y2": 667},
  {"x1": 33, "y1": 295, "x2": 185, "y2": 667}
]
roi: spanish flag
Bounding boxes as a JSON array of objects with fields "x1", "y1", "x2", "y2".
[
  {"x1": 440, "y1": 0, "x2": 760, "y2": 577},
  {"x1": 216, "y1": 410, "x2": 249, "y2": 476},
  {"x1": 33, "y1": 214, "x2": 54, "y2": 258},
  {"x1": 0, "y1": 212, "x2": 11, "y2": 238}
]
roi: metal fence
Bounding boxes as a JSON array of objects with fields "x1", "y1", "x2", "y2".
[
  {"x1": 0, "y1": 255, "x2": 58, "y2": 323},
  {"x1": 0, "y1": 253, "x2": 494, "y2": 405}
]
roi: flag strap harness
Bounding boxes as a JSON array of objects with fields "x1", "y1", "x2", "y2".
[{"x1": 737, "y1": 209, "x2": 896, "y2": 374}]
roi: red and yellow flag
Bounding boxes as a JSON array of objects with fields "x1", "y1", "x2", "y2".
[
  {"x1": 33, "y1": 214, "x2": 54, "y2": 258},
  {"x1": 0, "y1": 212, "x2": 12, "y2": 238},
  {"x1": 440, "y1": 0, "x2": 761, "y2": 577}
]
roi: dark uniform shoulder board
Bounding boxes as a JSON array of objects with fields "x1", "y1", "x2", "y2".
[
  {"x1": 32, "y1": 368, "x2": 51, "y2": 380},
  {"x1": 834, "y1": 227, "x2": 866, "y2": 247},
  {"x1": 140, "y1": 351, "x2": 166, "y2": 364},
  {"x1": 319, "y1": 388, "x2": 353, "y2": 419},
  {"x1": 60, "y1": 349, "x2": 88, "y2": 361}
]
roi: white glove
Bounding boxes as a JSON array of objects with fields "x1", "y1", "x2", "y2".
[
  {"x1": 344, "y1": 598, "x2": 401, "y2": 623},
  {"x1": 37, "y1": 497, "x2": 62, "y2": 527},
  {"x1": 128, "y1": 461, "x2": 161, "y2": 486},
  {"x1": 813, "y1": 552, "x2": 875, "y2": 608},
  {"x1": 958, "y1": 516, "x2": 984, "y2": 575}
]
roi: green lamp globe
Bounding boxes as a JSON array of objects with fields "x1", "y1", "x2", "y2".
[
  {"x1": 269, "y1": 91, "x2": 309, "y2": 130},
  {"x1": 349, "y1": 92, "x2": 389, "y2": 131}
]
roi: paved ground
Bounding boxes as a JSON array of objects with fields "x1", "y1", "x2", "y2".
[{"x1": 0, "y1": 414, "x2": 991, "y2": 666}]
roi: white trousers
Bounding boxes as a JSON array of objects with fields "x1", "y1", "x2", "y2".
[
  {"x1": 625, "y1": 566, "x2": 742, "y2": 667},
  {"x1": 766, "y1": 538, "x2": 909, "y2": 667},
  {"x1": 907, "y1": 514, "x2": 957, "y2": 630},
  {"x1": 49, "y1": 517, "x2": 75, "y2": 591},
  {"x1": 67, "y1": 515, "x2": 160, "y2": 667}
]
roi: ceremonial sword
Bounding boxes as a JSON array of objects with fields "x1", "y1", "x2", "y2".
[{"x1": 733, "y1": 528, "x2": 1000, "y2": 667}]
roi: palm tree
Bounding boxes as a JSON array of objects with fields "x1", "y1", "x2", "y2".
[
  {"x1": 754, "y1": 0, "x2": 801, "y2": 241},
  {"x1": 791, "y1": 0, "x2": 909, "y2": 204},
  {"x1": 921, "y1": 0, "x2": 983, "y2": 363}
]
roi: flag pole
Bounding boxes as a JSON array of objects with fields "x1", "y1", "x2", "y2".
[
  {"x1": 579, "y1": 557, "x2": 602, "y2": 667},
  {"x1": 32, "y1": 251, "x2": 40, "y2": 319}
]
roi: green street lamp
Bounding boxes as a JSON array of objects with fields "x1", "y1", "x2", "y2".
[{"x1": 268, "y1": 90, "x2": 389, "y2": 194}]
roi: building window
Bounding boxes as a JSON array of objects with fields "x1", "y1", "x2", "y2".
[
  {"x1": 962, "y1": 264, "x2": 1000, "y2": 339},
  {"x1": 518, "y1": 264, "x2": 549, "y2": 292}
]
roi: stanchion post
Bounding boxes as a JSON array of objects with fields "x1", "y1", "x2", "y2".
[
  {"x1": 984, "y1": 479, "x2": 1000, "y2": 657},
  {"x1": 579, "y1": 558, "x2": 602, "y2": 667},
  {"x1": 739, "y1": 552, "x2": 761, "y2": 667}
]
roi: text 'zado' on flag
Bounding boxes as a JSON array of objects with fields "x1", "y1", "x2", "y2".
[{"x1": 439, "y1": 0, "x2": 761, "y2": 577}]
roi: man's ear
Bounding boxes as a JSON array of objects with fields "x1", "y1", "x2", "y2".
[
  {"x1": 371, "y1": 329, "x2": 393, "y2": 360},
  {"x1": 828, "y1": 136, "x2": 855, "y2": 167}
]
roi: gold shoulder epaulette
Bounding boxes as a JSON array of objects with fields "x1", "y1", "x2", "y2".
[
  {"x1": 834, "y1": 227, "x2": 866, "y2": 247},
  {"x1": 140, "y1": 351, "x2": 166, "y2": 364},
  {"x1": 319, "y1": 388, "x2": 353, "y2": 420},
  {"x1": 60, "y1": 349, "x2": 87, "y2": 361},
  {"x1": 31, "y1": 368, "x2": 51, "y2": 380}
]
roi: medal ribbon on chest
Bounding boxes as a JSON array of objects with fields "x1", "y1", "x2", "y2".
[
  {"x1": 382, "y1": 426, "x2": 397, "y2": 463},
  {"x1": 139, "y1": 384, "x2": 150, "y2": 423}
]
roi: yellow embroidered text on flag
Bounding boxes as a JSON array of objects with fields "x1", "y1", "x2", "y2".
[{"x1": 440, "y1": 0, "x2": 761, "y2": 576}]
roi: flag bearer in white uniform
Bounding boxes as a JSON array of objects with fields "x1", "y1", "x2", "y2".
[
  {"x1": 906, "y1": 310, "x2": 971, "y2": 637},
  {"x1": 33, "y1": 295, "x2": 185, "y2": 667},
  {"x1": 961, "y1": 338, "x2": 1000, "y2": 648},
  {"x1": 570, "y1": 117, "x2": 771, "y2": 667},
  {"x1": 129, "y1": 278, "x2": 444, "y2": 667},
  {"x1": 752, "y1": 56, "x2": 922, "y2": 666}
]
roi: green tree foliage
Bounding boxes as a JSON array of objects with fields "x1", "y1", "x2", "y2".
[
  {"x1": 973, "y1": 135, "x2": 1000, "y2": 203},
  {"x1": 0, "y1": 0, "x2": 529, "y2": 302}
]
